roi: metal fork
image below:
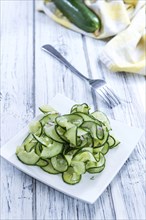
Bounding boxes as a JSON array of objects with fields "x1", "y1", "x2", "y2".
[{"x1": 42, "y1": 44, "x2": 121, "y2": 108}]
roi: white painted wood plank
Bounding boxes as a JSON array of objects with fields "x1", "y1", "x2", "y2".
[
  {"x1": 1, "y1": 1, "x2": 34, "y2": 219},
  {"x1": 84, "y1": 36, "x2": 145, "y2": 220}
]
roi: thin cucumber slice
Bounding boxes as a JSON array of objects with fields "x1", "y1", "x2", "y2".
[
  {"x1": 107, "y1": 135, "x2": 115, "y2": 147},
  {"x1": 24, "y1": 141, "x2": 37, "y2": 152},
  {"x1": 108, "y1": 135, "x2": 120, "y2": 149},
  {"x1": 41, "y1": 142, "x2": 63, "y2": 159},
  {"x1": 77, "y1": 128, "x2": 88, "y2": 136},
  {"x1": 35, "y1": 143, "x2": 42, "y2": 156},
  {"x1": 71, "y1": 160, "x2": 85, "y2": 175},
  {"x1": 79, "y1": 133, "x2": 93, "y2": 148},
  {"x1": 113, "y1": 139, "x2": 120, "y2": 148},
  {"x1": 55, "y1": 126, "x2": 68, "y2": 142},
  {"x1": 33, "y1": 134, "x2": 53, "y2": 147},
  {"x1": 23, "y1": 134, "x2": 33, "y2": 145},
  {"x1": 44, "y1": 125, "x2": 65, "y2": 143},
  {"x1": 51, "y1": 154, "x2": 68, "y2": 172},
  {"x1": 93, "y1": 126, "x2": 109, "y2": 147},
  {"x1": 64, "y1": 154, "x2": 73, "y2": 166},
  {"x1": 86, "y1": 161, "x2": 100, "y2": 170},
  {"x1": 78, "y1": 147, "x2": 93, "y2": 154},
  {"x1": 40, "y1": 113, "x2": 59, "y2": 126},
  {"x1": 75, "y1": 112, "x2": 102, "y2": 126},
  {"x1": 62, "y1": 167, "x2": 81, "y2": 185},
  {"x1": 41, "y1": 159, "x2": 60, "y2": 174},
  {"x1": 91, "y1": 111, "x2": 111, "y2": 130},
  {"x1": 73, "y1": 151, "x2": 96, "y2": 162},
  {"x1": 81, "y1": 121, "x2": 99, "y2": 139},
  {"x1": 36, "y1": 158, "x2": 48, "y2": 167},
  {"x1": 56, "y1": 114, "x2": 83, "y2": 128},
  {"x1": 16, "y1": 145, "x2": 25, "y2": 154},
  {"x1": 94, "y1": 152, "x2": 106, "y2": 167},
  {"x1": 39, "y1": 105, "x2": 58, "y2": 114},
  {"x1": 93, "y1": 143, "x2": 109, "y2": 155},
  {"x1": 64, "y1": 126, "x2": 77, "y2": 146},
  {"x1": 16, "y1": 149, "x2": 39, "y2": 165},
  {"x1": 55, "y1": 125, "x2": 66, "y2": 136},
  {"x1": 87, "y1": 165, "x2": 105, "y2": 174},
  {"x1": 29, "y1": 121, "x2": 42, "y2": 136},
  {"x1": 70, "y1": 103, "x2": 90, "y2": 114}
]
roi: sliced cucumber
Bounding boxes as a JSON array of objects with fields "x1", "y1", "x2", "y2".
[
  {"x1": 93, "y1": 126, "x2": 109, "y2": 147},
  {"x1": 16, "y1": 149, "x2": 39, "y2": 165},
  {"x1": 23, "y1": 134, "x2": 33, "y2": 145},
  {"x1": 35, "y1": 143, "x2": 42, "y2": 156},
  {"x1": 33, "y1": 134, "x2": 53, "y2": 147},
  {"x1": 91, "y1": 111, "x2": 111, "y2": 130},
  {"x1": 73, "y1": 151, "x2": 96, "y2": 162},
  {"x1": 94, "y1": 152, "x2": 106, "y2": 167},
  {"x1": 29, "y1": 121, "x2": 42, "y2": 136},
  {"x1": 64, "y1": 126, "x2": 77, "y2": 146},
  {"x1": 64, "y1": 154, "x2": 73, "y2": 166},
  {"x1": 70, "y1": 103, "x2": 90, "y2": 114},
  {"x1": 24, "y1": 141, "x2": 37, "y2": 152},
  {"x1": 86, "y1": 161, "x2": 99, "y2": 170},
  {"x1": 39, "y1": 105, "x2": 58, "y2": 114},
  {"x1": 36, "y1": 158, "x2": 48, "y2": 167},
  {"x1": 62, "y1": 167, "x2": 81, "y2": 185},
  {"x1": 40, "y1": 113, "x2": 59, "y2": 126},
  {"x1": 108, "y1": 134, "x2": 120, "y2": 149},
  {"x1": 77, "y1": 127, "x2": 88, "y2": 136},
  {"x1": 42, "y1": 159, "x2": 60, "y2": 174},
  {"x1": 71, "y1": 160, "x2": 85, "y2": 175},
  {"x1": 16, "y1": 145, "x2": 25, "y2": 154},
  {"x1": 44, "y1": 125, "x2": 65, "y2": 143},
  {"x1": 56, "y1": 114, "x2": 83, "y2": 128},
  {"x1": 75, "y1": 112, "x2": 102, "y2": 126},
  {"x1": 81, "y1": 121, "x2": 99, "y2": 139},
  {"x1": 51, "y1": 154, "x2": 68, "y2": 172},
  {"x1": 93, "y1": 143, "x2": 109, "y2": 155},
  {"x1": 41, "y1": 142, "x2": 63, "y2": 159},
  {"x1": 87, "y1": 165, "x2": 105, "y2": 174}
]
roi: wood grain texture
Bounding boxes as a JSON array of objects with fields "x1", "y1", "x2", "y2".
[
  {"x1": 1, "y1": 1, "x2": 35, "y2": 219},
  {"x1": 1, "y1": 1, "x2": 145, "y2": 220}
]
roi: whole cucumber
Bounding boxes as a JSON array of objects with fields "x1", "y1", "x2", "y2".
[{"x1": 52, "y1": 0, "x2": 101, "y2": 33}]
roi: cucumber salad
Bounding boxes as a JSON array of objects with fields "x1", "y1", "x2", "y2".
[{"x1": 16, "y1": 103, "x2": 120, "y2": 185}]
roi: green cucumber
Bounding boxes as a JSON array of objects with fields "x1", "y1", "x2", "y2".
[
  {"x1": 62, "y1": 167, "x2": 81, "y2": 185},
  {"x1": 71, "y1": 103, "x2": 90, "y2": 114},
  {"x1": 52, "y1": 0, "x2": 101, "y2": 33},
  {"x1": 51, "y1": 154, "x2": 68, "y2": 172},
  {"x1": 91, "y1": 111, "x2": 111, "y2": 131},
  {"x1": 36, "y1": 158, "x2": 48, "y2": 167},
  {"x1": 41, "y1": 159, "x2": 60, "y2": 174},
  {"x1": 44, "y1": 125, "x2": 65, "y2": 143},
  {"x1": 41, "y1": 142, "x2": 63, "y2": 159},
  {"x1": 40, "y1": 113, "x2": 59, "y2": 126},
  {"x1": 87, "y1": 165, "x2": 105, "y2": 174},
  {"x1": 64, "y1": 126, "x2": 77, "y2": 146},
  {"x1": 93, "y1": 143, "x2": 109, "y2": 155},
  {"x1": 16, "y1": 149, "x2": 40, "y2": 165},
  {"x1": 39, "y1": 105, "x2": 58, "y2": 114}
]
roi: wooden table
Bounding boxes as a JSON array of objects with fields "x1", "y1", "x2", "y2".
[{"x1": 1, "y1": 1, "x2": 145, "y2": 219}]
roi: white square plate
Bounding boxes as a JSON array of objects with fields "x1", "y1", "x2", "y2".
[{"x1": 1, "y1": 94, "x2": 143, "y2": 204}]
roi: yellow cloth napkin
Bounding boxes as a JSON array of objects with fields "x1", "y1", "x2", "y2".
[{"x1": 37, "y1": 0, "x2": 146, "y2": 75}]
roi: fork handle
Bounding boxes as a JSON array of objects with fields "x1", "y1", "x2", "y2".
[{"x1": 42, "y1": 44, "x2": 88, "y2": 81}]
